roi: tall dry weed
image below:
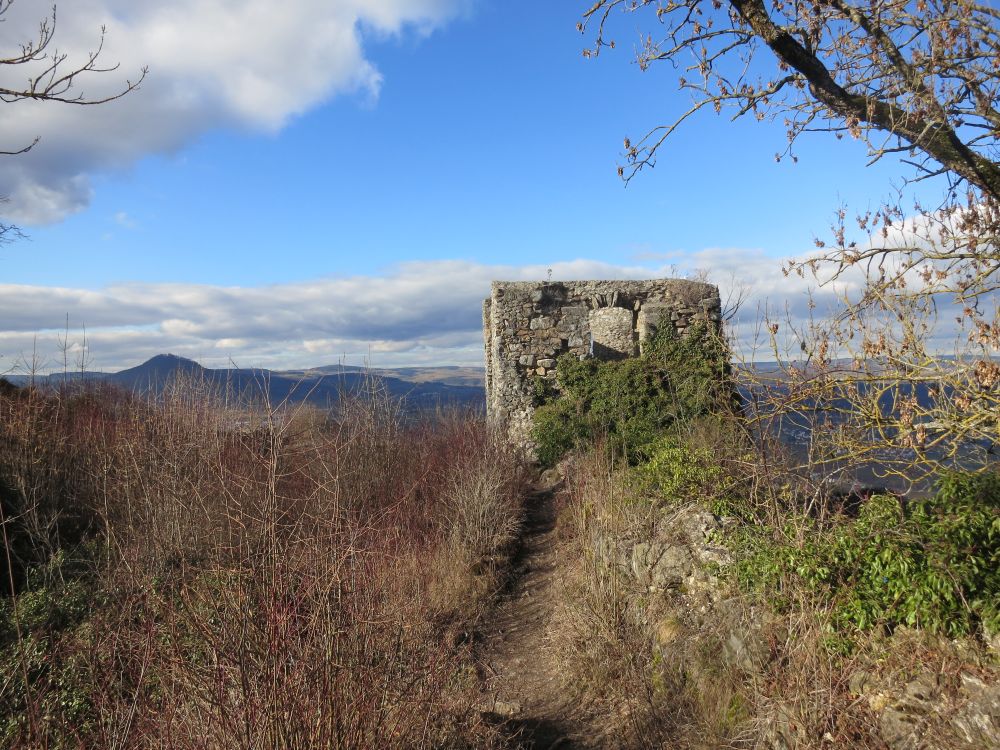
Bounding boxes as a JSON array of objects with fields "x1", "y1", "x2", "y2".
[{"x1": 0, "y1": 377, "x2": 525, "y2": 748}]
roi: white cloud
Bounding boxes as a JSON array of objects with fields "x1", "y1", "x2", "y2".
[
  {"x1": 113, "y1": 211, "x2": 137, "y2": 228},
  {"x1": 0, "y1": 0, "x2": 464, "y2": 224},
  {"x1": 0, "y1": 252, "x2": 973, "y2": 375},
  {"x1": 0, "y1": 258, "x2": 700, "y2": 372}
]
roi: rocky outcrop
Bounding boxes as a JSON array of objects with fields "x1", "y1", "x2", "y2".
[
  {"x1": 850, "y1": 664, "x2": 1000, "y2": 748},
  {"x1": 952, "y1": 672, "x2": 1000, "y2": 747},
  {"x1": 628, "y1": 508, "x2": 731, "y2": 593},
  {"x1": 591, "y1": 505, "x2": 731, "y2": 596}
]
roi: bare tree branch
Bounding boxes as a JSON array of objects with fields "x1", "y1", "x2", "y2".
[
  {"x1": 582, "y1": 0, "x2": 1000, "y2": 480},
  {"x1": 0, "y1": 1, "x2": 145, "y2": 235}
]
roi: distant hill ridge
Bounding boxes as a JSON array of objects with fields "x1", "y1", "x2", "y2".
[{"x1": 6, "y1": 354, "x2": 486, "y2": 411}]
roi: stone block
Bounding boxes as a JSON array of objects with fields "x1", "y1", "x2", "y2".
[
  {"x1": 589, "y1": 306, "x2": 635, "y2": 359},
  {"x1": 631, "y1": 542, "x2": 692, "y2": 589},
  {"x1": 636, "y1": 302, "x2": 674, "y2": 354},
  {"x1": 953, "y1": 672, "x2": 1000, "y2": 747}
]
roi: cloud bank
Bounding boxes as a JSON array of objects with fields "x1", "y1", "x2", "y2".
[
  {"x1": 0, "y1": 253, "x2": 876, "y2": 374},
  {"x1": 3, "y1": 248, "x2": 972, "y2": 375},
  {"x1": 0, "y1": 0, "x2": 463, "y2": 224}
]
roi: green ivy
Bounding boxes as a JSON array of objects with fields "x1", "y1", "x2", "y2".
[
  {"x1": 734, "y1": 471, "x2": 1000, "y2": 641},
  {"x1": 532, "y1": 396, "x2": 590, "y2": 467},
  {"x1": 530, "y1": 322, "x2": 733, "y2": 466},
  {"x1": 642, "y1": 322, "x2": 735, "y2": 420}
]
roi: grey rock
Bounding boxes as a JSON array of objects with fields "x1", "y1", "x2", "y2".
[
  {"x1": 878, "y1": 673, "x2": 939, "y2": 749},
  {"x1": 560, "y1": 305, "x2": 588, "y2": 319},
  {"x1": 905, "y1": 673, "x2": 940, "y2": 703},
  {"x1": 631, "y1": 542, "x2": 692, "y2": 589},
  {"x1": 593, "y1": 534, "x2": 627, "y2": 571},
  {"x1": 985, "y1": 626, "x2": 1000, "y2": 654},
  {"x1": 849, "y1": 670, "x2": 873, "y2": 696},
  {"x1": 952, "y1": 673, "x2": 1000, "y2": 747},
  {"x1": 481, "y1": 698, "x2": 521, "y2": 717},
  {"x1": 539, "y1": 462, "x2": 567, "y2": 487},
  {"x1": 589, "y1": 306, "x2": 635, "y2": 359},
  {"x1": 721, "y1": 630, "x2": 760, "y2": 672},
  {"x1": 880, "y1": 706, "x2": 925, "y2": 749},
  {"x1": 762, "y1": 703, "x2": 807, "y2": 750},
  {"x1": 675, "y1": 507, "x2": 721, "y2": 542}
]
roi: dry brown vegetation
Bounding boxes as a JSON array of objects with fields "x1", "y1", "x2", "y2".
[
  {"x1": 1, "y1": 362, "x2": 996, "y2": 750},
  {"x1": 547, "y1": 416, "x2": 999, "y2": 749},
  {"x1": 0, "y1": 377, "x2": 528, "y2": 748}
]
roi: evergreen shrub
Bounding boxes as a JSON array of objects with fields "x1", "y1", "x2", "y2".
[
  {"x1": 734, "y1": 471, "x2": 1000, "y2": 640},
  {"x1": 530, "y1": 322, "x2": 732, "y2": 466}
]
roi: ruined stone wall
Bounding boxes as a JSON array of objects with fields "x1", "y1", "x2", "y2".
[{"x1": 483, "y1": 279, "x2": 722, "y2": 448}]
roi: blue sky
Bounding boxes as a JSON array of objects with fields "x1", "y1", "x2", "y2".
[{"x1": 0, "y1": 1, "x2": 933, "y2": 371}]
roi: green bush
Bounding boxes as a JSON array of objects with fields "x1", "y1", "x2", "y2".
[
  {"x1": 642, "y1": 322, "x2": 734, "y2": 420},
  {"x1": 0, "y1": 544, "x2": 103, "y2": 745},
  {"x1": 530, "y1": 322, "x2": 733, "y2": 466},
  {"x1": 532, "y1": 397, "x2": 589, "y2": 468},
  {"x1": 637, "y1": 435, "x2": 723, "y2": 504},
  {"x1": 531, "y1": 355, "x2": 677, "y2": 465},
  {"x1": 734, "y1": 471, "x2": 1000, "y2": 640}
]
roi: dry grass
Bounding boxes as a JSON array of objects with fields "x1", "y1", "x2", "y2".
[
  {"x1": 549, "y1": 427, "x2": 998, "y2": 750},
  {"x1": 549, "y1": 445, "x2": 709, "y2": 748},
  {"x1": 4, "y1": 375, "x2": 994, "y2": 748},
  {"x1": 0, "y1": 376, "x2": 527, "y2": 748}
]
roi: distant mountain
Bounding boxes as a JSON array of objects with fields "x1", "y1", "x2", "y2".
[
  {"x1": 5, "y1": 355, "x2": 486, "y2": 411},
  {"x1": 292, "y1": 364, "x2": 485, "y2": 388},
  {"x1": 114, "y1": 353, "x2": 208, "y2": 389}
]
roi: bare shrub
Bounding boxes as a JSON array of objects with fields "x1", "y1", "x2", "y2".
[
  {"x1": 550, "y1": 445, "x2": 708, "y2": 748},
  {"x1": 0, "y1": 377, "x2": 525, "y2": 748}
]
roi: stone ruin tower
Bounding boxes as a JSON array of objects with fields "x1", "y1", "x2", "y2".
[{"x1": 483, "y1": 279, "x2": 723, "y2": 448}]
